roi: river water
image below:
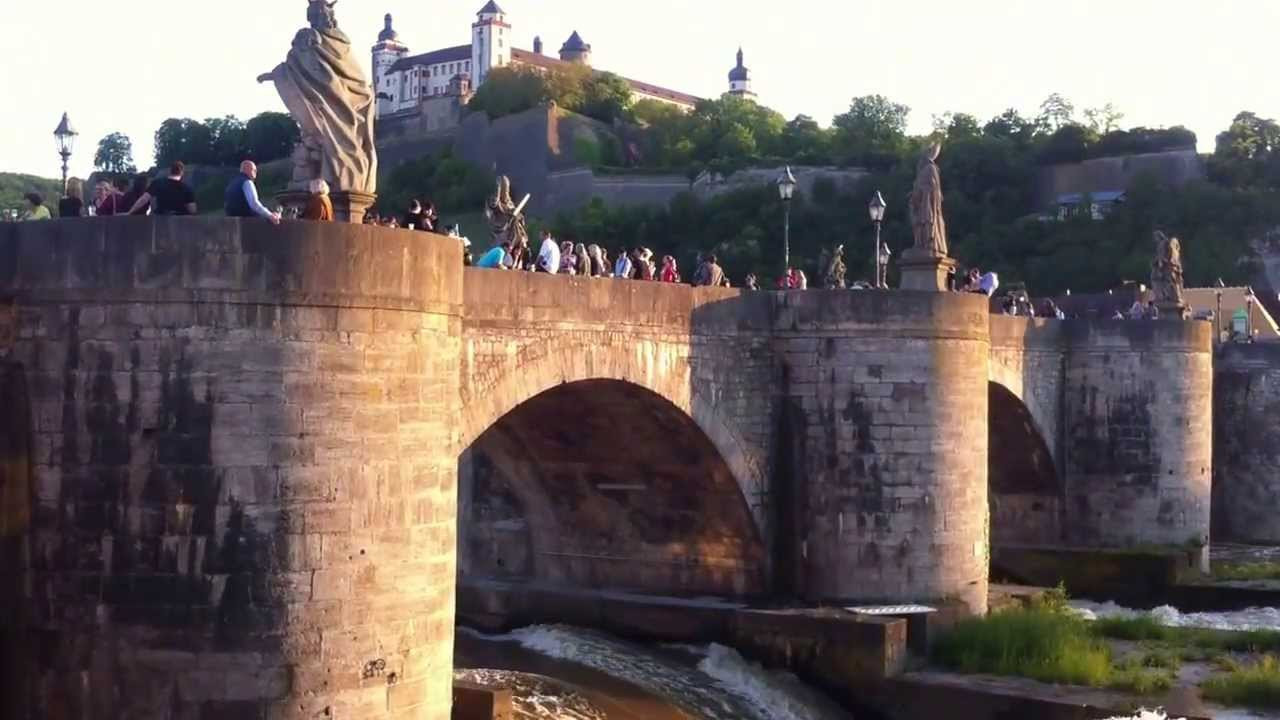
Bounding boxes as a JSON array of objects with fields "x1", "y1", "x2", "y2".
[
  {"x1": 455, "y1": 624, "x2": 854, "y2": 720},
  {"x1": 452, "y1": 543, "x2": 1280, "y2": 720}
]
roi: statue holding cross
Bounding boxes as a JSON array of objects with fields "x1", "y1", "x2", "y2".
[{"x1": 486, "y1": 176, "x2": 531, "y2": 268}]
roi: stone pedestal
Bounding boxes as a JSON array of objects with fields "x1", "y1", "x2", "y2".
[
  {"x1": 898, "y1": 248, "x2": 956, "y2": 292},
  {"x1": 1158, "y1": 300, "x2": 1191, "y2": 320},
  {"x1": 275, "y1": 189, "x2": 310, "y2": 217},
  {"x1": 332, "y1": 190, "x2": 377, "y2": 224}
]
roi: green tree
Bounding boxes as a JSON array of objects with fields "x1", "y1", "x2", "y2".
[
  {"x1": 93, "y1": 132, "x2": 136, "y2": 175},
  {"x1": 1209, "y1": 111, "x2": 1280, "y2": 188},
  {"x1": 243, "y1": 112, "x2": 300, "y2": 164},
  {"x1": 780, "y1": 115, "x2": 831, "y2": 162},
  {"x1": 1037, "y1": 93, "x2": 1076, "y2": 132},
  {"x1": 831, "y1": 95, "x2": 910, "y2": 166},
  {"x1": 469, "y1": 67, "x2": 550, "y2": 118},
  {"x1": 154, "y1": 118, "x2": 214, "y2": 166},
  {"x1": 206, "y1": 116, "x2": 247, "y2": 166},
  {"x1": 983, "y1": 108, "x2": 1039, "y2": 145},
  {"x1": 1084, "y1": 103, "x2": 1125, "y2": 135},
  {"x1": 579, "y1": 72, "x2": 634, "y2": 124}
]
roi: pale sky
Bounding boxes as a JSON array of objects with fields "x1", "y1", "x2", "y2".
[{"x1": 2, "y1": 0, "x2": 1276, "y2": 180}]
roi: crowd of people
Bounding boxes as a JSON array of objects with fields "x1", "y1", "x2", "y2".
[
  {"x1": 470, "y1": 229, "x2": 744, "y2": 287},
  {"x1": 8, "y1": 159, "x2": 334, "y2": 223},
  {"x1": 0, "y1": 171, "x2": 1175, "y2": 322}
]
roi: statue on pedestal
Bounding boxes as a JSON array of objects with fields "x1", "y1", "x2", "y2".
[
  {"x1": 486, "y1": 176, "x2": 530, "y2": 267},
  {"x1": 909, "y1": 143, "x2": 948, "y2": 258},
  {"x1": 1152, "y1": 230, "x2": 1188, "y2": 319},
  {"x1": 898, "y1": 143, "x2": 956, "y2": 291},
  {"x1": 258, "y1": 0, "x2": 377, "y2": 221},
  {"x1": 821, "y1": 244, "x2": 847, "y2": 289}
]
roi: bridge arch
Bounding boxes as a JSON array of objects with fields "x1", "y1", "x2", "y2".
[
  {"x1": 457, "y1": 338, "x2": 767, "y2": 536},
  {"x1": 459, "y1": 376, "x2": 768, "y2": 598},
  {"x1": 988, "y1": 381, "x2": 1064, "y2": 546}
]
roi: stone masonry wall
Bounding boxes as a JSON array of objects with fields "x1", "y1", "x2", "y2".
[
  {"x1": 1213, "y1": 343, "x2": 1280, "y2": 543},
  {"x1": 1062, "y1": 321, "x2": 1213, "y2": 567},
  {"x1": 774, "y1": 291, "x2": 991, "y2": 615},
  {"x1": 0, "y1": 218, "x2": 461, "y2": 720}
]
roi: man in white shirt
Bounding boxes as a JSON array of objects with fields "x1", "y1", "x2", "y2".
[{"x1": 536, "y1": 230, "x2": 560, "y2": 274}]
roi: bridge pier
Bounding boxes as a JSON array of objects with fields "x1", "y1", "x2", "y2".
[
  {"x1": 0, "y1": 219, "x2": 460, "y2": 720},
  {"x1": 774, "y1": 291, "x2": 991, "y2": 616}
]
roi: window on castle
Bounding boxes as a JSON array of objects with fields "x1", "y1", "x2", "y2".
[{"x1": 498, "y1": 39, "x2": 503, "y2": 48}]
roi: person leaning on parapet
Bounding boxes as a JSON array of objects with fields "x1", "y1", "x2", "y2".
[
  {"x1": 224, "y1": 161, "x2": 281, "y2": 224},
  {"x1": 536, "y1": 230, "x2": 560, "y2": 274},
  {"x1": 301, "y1": 179, "x2": 333, "y2": 221},
  {"x1": 127, "y1": 161, "x2": 197, "y2": 216},
  {"x1": 120, "y1": 174, "x2": 151, "y2": 215},
  {"x1": 19, "y1": 193, "x2": 51, "y2": 221},
  {"x1": 92, "y1": 181, "x2": 124, "y2": 216},
  {"x1": 59, "y1": 178, "x2": 85, "y2": 218}
]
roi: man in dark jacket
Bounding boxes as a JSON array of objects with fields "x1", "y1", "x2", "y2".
[{"x1": 224, "y1": 161, "x2": 281, "y2": 224}]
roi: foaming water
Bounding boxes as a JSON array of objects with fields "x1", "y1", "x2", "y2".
[
  {"x1": 1070, "y1": 600, "x2": 1280, "y2": 632},
  {"x1": 455, "y1": 669, "x2": 609, "y2": 720},
  {"x1": 458, "y1": 624, "x2": 852, "y2": 720}
]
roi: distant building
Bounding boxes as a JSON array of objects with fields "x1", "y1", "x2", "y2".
[
  {"x1": 1035, "y1": 148, "x2": 1205, "y2": 211},
  {"x1": 372, "y1": 3, "x2": 734, "y2": 121},
  {"x1": 1052, "y1": 190, "x2": 1126, "y2": 221}
]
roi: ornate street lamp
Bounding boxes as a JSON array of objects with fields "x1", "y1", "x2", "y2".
[
  {"x1": 777, "y1": 166, "x2": 797, "y2": 280},
  {"x1": 53, "y1": 113, "x2": 78, "y2": 195},
  {"x1": 868, "y1": 191, "x2": 887, "y2": 288}
]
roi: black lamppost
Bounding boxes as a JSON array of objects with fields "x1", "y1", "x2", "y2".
[
  {"x1": 868, "y1": 191, "x2": 886, "y2": 288},
  {"x1": 1215, "y1": 278, "x2": 1225, "y2": 345},
  {"x1": 1247, "y1": 289, "x2": 1255, "y2": 341},
  {"x1": 777, "y1": 166, "x2": 797, "y2": 281},
  {"x1": 53, "y1": 113, "x2": 78, "y2": 195}
]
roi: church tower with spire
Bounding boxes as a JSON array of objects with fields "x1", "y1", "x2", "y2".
[
  {"x1": 728, "y1": 47, "x2": 754, "y2": 99},
  {"x1": 372, "y1": 13, "x2": 409, "y2": 114}
]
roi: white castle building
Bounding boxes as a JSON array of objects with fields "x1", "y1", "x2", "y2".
[{"x1": 371, "y1": 1, "x2": 755, "y2": 120}]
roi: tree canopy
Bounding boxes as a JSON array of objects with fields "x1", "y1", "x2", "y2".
[
  {"x1": 93, "y1": 132, "x2": 137, "y2": 176},
  {"x1": 468, "y1": 65, "x2": 635, "y2": 125},
  {"x1": 152, "y1": 112, "x2": 299, "y2": 168}
]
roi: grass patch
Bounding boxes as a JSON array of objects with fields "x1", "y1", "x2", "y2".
[
  {"x1": 1109, "y1": 666, "x2": 1175, "y2": 695},
  {"x1": 933, "y1": 607, "x2": 1113, "y2": 686},
  {"x1": 1202, "y1": 655, "x2": 1280, "y2": 709},
  {"x1": 1214, "y1": 561, "x2": 1280, "y2": 582}
]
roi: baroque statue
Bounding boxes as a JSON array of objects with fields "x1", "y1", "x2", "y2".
[
  {"x1": 1151, "y1": 230, "x2": 1186, "y2": 315},
  {"x1": 820, "y1": 244, "x2": 847, "y2": 289},
  {"x1": 909, "y1": 143, "x2": 948, "y2": 258},
  {"x1": 258, "y1": 0, "x2": 377, "y2": 199},
  {"x1": 486, "y1": 176, "x2": 530, "y2": 267}
]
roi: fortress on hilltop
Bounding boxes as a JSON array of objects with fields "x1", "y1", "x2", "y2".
[{"x1": 371, "y1": 1, "x2": 756, "y2": 121}]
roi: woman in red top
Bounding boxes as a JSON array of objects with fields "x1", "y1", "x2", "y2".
[
  {"x1": 659, "y1": 255, "x2": 680, "y2": 283},
  {"x1": 92, "y1": 181, "x2": 124, "y2": 216}
]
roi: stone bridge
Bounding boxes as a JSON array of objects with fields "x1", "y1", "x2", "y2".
[{"x1": 0, "y1": 220, "x2": 1211, "y2": 719}]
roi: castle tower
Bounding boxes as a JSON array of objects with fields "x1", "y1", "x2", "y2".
[
  {"x1": 372, "y1": 13, "x2": 409, "y2": 115},
  {"x1": 471, "y1": 0, "x2": 510, "y2": 86},
  {"x1": 559, "y1": 31, "x2": 592, "y2": 65},
  {"x1": 728, "y1": 47, "x2": 754, "y2": 99}
]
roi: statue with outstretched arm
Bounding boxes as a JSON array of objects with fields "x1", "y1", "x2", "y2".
[{"x1": 258, "y1": 0, "x2": 377, "y2": 195}]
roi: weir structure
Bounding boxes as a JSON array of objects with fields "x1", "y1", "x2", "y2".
[{"x1": 0, "y1": 220, "x2": 1212, "y2": 719}]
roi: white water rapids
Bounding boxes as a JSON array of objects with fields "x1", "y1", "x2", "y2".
[
  {"x1": 456, "y1": 624, "x2": 852, "y2": 720},
  {"x1": 1070, "y1": 600, "x2": 1280, "y2": 633}
]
